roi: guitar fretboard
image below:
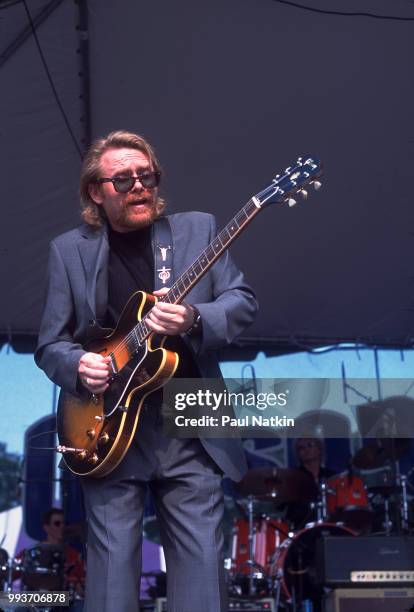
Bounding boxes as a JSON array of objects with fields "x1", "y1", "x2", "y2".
[
  {"x1": 107, "y1": 154, "x2": 321, "y2": 363},
  {"x1": 132, "y1": 198, "x2": 260, "y2": 345}
]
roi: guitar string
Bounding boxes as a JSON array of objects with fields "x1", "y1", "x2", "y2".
[
  {"x1": 108, "y1": 209, "x2": 249, "y2": 362},
  {"x1": 107, "y1": 160, "x2": 318, "y2": 366},
  {"x1": 107, "y1": 165, "x2": 310, "y2": 365},
  {"x1": 107, "y1": 199, "x2": 258, "y2": 365}
]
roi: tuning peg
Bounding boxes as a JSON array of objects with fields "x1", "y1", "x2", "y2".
[
  {"x1": 312, "y1": 180, "x2": 322, "y2": 191},
  {"x1": 299, "y1": 189, "x2": 308, "y2": 199},
  {"x1": 288, "y1": 198, "x2": 297, "y2": 207}
]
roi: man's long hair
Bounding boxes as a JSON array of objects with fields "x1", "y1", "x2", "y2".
[{"x1": 80, "y1": 130, "x2": 165, "y2": 229}]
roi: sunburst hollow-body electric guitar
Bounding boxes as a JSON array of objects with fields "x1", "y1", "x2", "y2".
[{"x1": 57, "y1": 156, "x2": 322, "y2": 477}]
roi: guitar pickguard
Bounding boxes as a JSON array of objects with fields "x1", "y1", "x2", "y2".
[{"x1": 103, "y1": 342, "x2": 148, "y2": 417}]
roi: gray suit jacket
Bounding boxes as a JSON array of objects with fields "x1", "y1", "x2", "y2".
[{"x1": 35, "y1": 211, "x2": 258, "y2": 480}]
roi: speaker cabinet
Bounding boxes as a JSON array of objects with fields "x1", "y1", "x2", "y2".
[{"x1": 323, "y1": 588, "x2": 414, "y2": 612}]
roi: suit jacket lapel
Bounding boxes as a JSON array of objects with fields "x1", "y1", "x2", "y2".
[
  {"x1": 78, "y1": 224, "x2": 109, "y2": 322},
  {"x1": 77, "y1": 217, "x2": 178, "y2": 325}
]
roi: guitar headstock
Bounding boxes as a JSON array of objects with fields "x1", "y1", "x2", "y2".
[{"x1": 254, "y1": 156, "x2": 322, "y2": 209}]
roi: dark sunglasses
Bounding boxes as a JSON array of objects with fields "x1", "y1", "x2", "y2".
[{"x1": 97, "y1": 171, "x2": 161, "y2": 193}]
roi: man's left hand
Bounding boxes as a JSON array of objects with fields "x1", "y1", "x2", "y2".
[{"x1": 147, "y1": 288, "x2": 195, "y2": 335}]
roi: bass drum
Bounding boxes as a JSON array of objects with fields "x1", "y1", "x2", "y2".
[{"x1": 270, "y1": 522, "x2": 355, "y2": 602}]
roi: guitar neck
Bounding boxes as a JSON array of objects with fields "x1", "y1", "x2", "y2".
[
  {"x1": 126, "y1": 154, "x2": 321, "y2": 346},
  {"x1": 136, "y1": 198, "x2": 261, "y2": 341},
  {"x1": 168, "y1": 200, "x2": 261, "y2": 303}
]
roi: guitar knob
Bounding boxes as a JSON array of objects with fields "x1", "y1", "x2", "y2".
[
  {"x1": 86, "y1": 429, "x2": 96, "y2": 439},
  {"x1": 98, "y1": 432, "x2": 110, "y2": 445},
  {"x1": 288, "y1": 198, "x2": 297, "y2": 207},
  {"x1": 77, "y1": 450, "x2": 87, "y2": 460},
  {"x1": 299, "y1": 189, "x2": 308, "y2": 199},
  {"x1": 88, "y1": 453, "x2": 99, "y2": 464},
  {"x1": 312, "y1": 180, "x2": 322, "y2": 191}
]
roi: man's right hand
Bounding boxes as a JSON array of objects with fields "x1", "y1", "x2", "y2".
[{"x1": 78, "y1": 352, "x2": 111, "y2": 394}]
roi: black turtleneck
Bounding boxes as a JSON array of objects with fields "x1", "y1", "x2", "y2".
[{"x1": 106, "y1": 225, "x2": 154, "y2": 326}]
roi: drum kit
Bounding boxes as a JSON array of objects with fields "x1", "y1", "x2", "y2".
[
  {"x1": 1, "y1": 441, "x2": 411, "y2": 611},
  {"x1": 0, "y1": 537, "x2": 84, "y2": 611},
  {"x1": 225, "y1": 442, "x2": 414, "y2": 609}
]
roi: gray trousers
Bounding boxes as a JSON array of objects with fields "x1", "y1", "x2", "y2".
[{"x1": 80, "y1": 404, "x2": 227, "y2": 612}]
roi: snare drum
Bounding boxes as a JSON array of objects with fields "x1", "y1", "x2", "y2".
[
  {"x1": 270, "y1": 522, "x2": 355, "y2": 601},
  {"x1": 231, "y1": 517, "x2": 289, "y2": 573},
  {"x1": 326, "y1": 472, "x2": 373, "y2": 531}
]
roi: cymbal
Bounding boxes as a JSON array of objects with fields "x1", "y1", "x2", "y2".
[
  {"x1": 353, "y1": 439, "x2": 411, "y2": 470},
  {"x1": 235, "y1": 467, "x2": 318, "y2": 504}
]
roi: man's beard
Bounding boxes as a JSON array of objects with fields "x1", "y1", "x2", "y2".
[{"x1": 115, "y1": 199, "x2": 160, "y2": 230}]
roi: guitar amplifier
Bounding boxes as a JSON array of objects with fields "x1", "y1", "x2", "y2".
[
  {"x1": 316, "y1": 536, "x2": 414, "y2": 586},
  {"x1": 323, "y1": 588, "x2": 414, "y2": 612}
]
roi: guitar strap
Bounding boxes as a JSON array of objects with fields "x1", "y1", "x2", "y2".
[{"x1": 152, "y1": 216, "x2": 174, "y2": 290}]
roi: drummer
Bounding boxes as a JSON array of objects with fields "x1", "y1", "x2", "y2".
[
  {"x1": 287, "y1": 437, "x2": 335, "y2": 529},
  {"x1": 15, "y1": 507, "x2": 85, "y2": 596},
  {"x1": 295, "y1": 437, "x2": 335, "y2": 483}
]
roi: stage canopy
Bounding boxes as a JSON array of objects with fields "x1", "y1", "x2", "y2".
[{"x1": 2, "y1": 0, "x2": 414, "y2": 351}]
